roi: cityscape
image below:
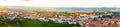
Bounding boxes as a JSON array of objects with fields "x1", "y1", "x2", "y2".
[{"x1": 0, "y1": 6, "x2": 120, "y2": 27}]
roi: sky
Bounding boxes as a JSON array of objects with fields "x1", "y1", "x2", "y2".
[{"x1": 0, "y1": 0, "x2": 120, "y2": 7}]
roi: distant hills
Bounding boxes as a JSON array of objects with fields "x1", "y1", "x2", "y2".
[{"x1": 7, "y1": 6, "x2": 120, "y2": 12}]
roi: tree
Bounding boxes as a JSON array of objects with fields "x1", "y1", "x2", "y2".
[
  {"x1": 93, "y1": 18, "x2": 97, "y2": 21},
  {"x1": 14, "y1": 16, "x2": 25, "y2": 24},
  {"x1": 48, "y1": 20, "x2": 54, "y2": 23},
  {"x1": 0, "y1": 16, "x2": 13, "y2": 27},
  {"x1": 112, "y1": 12, "x2": 120, "y2": 16},
  {"x1": 102, "y1": 15, "x2": 113, "y2": 18}
]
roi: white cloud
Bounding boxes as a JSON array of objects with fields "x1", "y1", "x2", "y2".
[{"x1": 0, "y1": 0, "x2": 120, "y2": 7}]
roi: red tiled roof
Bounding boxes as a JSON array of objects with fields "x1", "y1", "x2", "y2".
[
  {"x1": 116, "y1": 19, "x2": 120, "y2": 22},
  {"x1": 4, "y1": 13, "x2": 9, "y2": 16}
]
